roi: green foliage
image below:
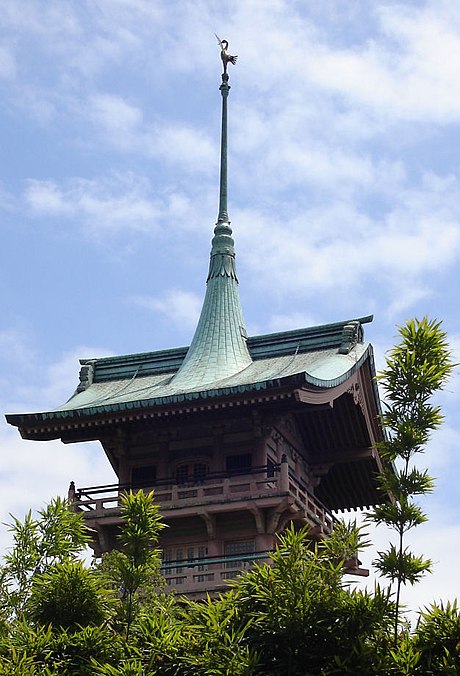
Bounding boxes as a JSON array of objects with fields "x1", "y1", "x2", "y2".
[
  {"x1": 372, "y1": 498, "x2": 429, "y2": 532},
  {"x1": 227, "y1": 524, "x2": 394, "y2": 675},
  {"x1": 378, "y1": 317, "x2": 453, "y2": 409},
  {"x1": 0, "y1": 492, "x2": 161, "y2": 674},
  {"x1": 27, "y1": 561, "x2": 112, "y2": 629},
  {"x1": 1, "y1": 488, "x2": 460, "y2": 673},
  {"x1": 0, "y1": 620, "x2": 124, "y2": 676},
  {"x1": 387, "y1": 634, "x2": 423, "y2": 675},
  {"x1": 98, "y1": 490, "x2": 164, "y2": 639},
  {"x1": 374, "y1": 545, "x2": 431, "y2": 586},
  {"x1": 1, "y1": 498, "x2": 89, "y2": 620},
  {"x1": 91, "y1": 660, "x2": 145, "y2": 676},
  {"x1": 179, "y1": 595, "x2": 259, "y2": 675},
  {"x1": 0, "y1": 645, "x2": 57, "y2": 675},
  {"x1": 117, "y1": 490, "x2": 164, "y2": 567},
  {"x1": 415, "y1": 601, "x2": 460, "y2": 674},
  {"x1": 368, "y1": 317, "x2": 454, "y2": 641}
]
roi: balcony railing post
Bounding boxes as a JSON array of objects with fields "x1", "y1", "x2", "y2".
[
  {"x1": 67, "y1": 481, "x2": 78, "y2": 512},
  {"x1": 280, "y1": 454, "x2": 289, "y2": 492}
]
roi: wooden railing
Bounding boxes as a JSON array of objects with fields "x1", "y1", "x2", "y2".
[
  {"x1": 161, "y1": 552, "x2": 271, "y2": 594},
  {"x1": 69, "y1": 462, "x2": 335, "y2": 534}
]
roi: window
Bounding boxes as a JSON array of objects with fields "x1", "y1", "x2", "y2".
[
  {"x1": 176, "y1": 464, "x2": 189, "y2": 485},
  {"x1": 175, "y1": 549, "x2": 184, "y2": 574},
  {"x1": 224, "y1": 540, "x2": 255, "y2": 570},
  {"x1": 162, "y1": 545, "x2": 209, "y2": 584},
  {"x1": 131, "y1": 465, "x2": 156, "y2": 487},
  {"x1": 175, "y1": 462, "x2": 208, "y2": 484},
  {"x1": 226, "y1": 453, "x2": 252, "y2": 474},
  {"x1": 193, "y1": 462, "x2": 207, "y2": 482}
]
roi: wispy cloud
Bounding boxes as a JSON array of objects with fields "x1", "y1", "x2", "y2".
[
  {"x1": 25, "y1": 173, "x2": 164, "y2": 237},
  {"x1": 88, "y1": 93, "x2": 216, "y2": 171},
  {"x1": 0, "y1": 337, "x2": 116, "y2": 548},
  {"x1": 236, "y1": 171, "x2": 460, "y2": 311},
  {"x1": 132, "y1": 290, "x2": 202, "y2": 330},
  {"x1": 5, "y1": 345, "x2": 112, "y2": 414},
  {"x1": 307, "y1": 3, "x2": 460, "y2": 123}
]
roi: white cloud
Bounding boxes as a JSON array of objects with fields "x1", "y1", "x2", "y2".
[
  {"x1": 23, "y1": 171, "x2": 216, "y2": 246},
  {"x1": 5, "y1": 345, "x2": 112, "y2": 414},
  {"x1": 235, "y1": 171, "x2": 460, "y2": 312},
  {"x1": 384, "y1": 285, "x2": 431, "y2": 321},
  {"x1": 25, "y1": 181, "x2": 74, "y2": 215},
  {"x1": 0, "y1": 427, "x2": 116, "y2": 553},
  {"x1": 89, "y1": 93, "x2": 143, "y2": 148},
  {"x1": 132, "y1": 290, "x2": 202, "y2": 330},
  {"x1": 266, "y1": 311, "x2": 318, "y2": 334},
  {"x1": 307, "y1": 3, "x2": 460, "y2": 123},
  {"x1": 88, "y1": 93, "x2": 216, "y2": 172},
  {"x1": 0, "y1": 184, "x2": 18, "y2": 214},
  {"x1": 354, "y1": 513, "x2": 460, "y2": 624},
  {"x1": 0, "y1": 329, "x2": 35, "y2": 373},
  {"x1": 25, "y1": 174, "x2": 162, "y2": 237},
  {"x1": 154, "y1": 123, "x2": 216, "y2": 173},
  {"x1": 0, "y1": 339, "x2": 117, "y2": 552}
]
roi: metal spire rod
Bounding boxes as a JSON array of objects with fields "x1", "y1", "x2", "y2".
[
  {"x1": 215, "y1": 35, "x2": 237, "y2": 224},
  {"x1": 217, "y1": 72, "x2": 230, "y2": 224}
]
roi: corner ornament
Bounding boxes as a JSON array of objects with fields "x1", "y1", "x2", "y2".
[{"x1": 215, "y1": 34, "x2": 237, "y2": 75}]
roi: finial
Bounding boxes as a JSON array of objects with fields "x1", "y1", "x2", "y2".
[{"x1": 215, "y1": 34, "x2": 238, "y2": 75}]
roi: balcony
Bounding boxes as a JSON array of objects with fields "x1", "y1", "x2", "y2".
[
  {"x1": 159, "y1": 551, "x2": 368, "y2": 598},
  {"x1": 68, "y1": 463, "x2": 368, "y2": 595},
  {"x1": 161, "y1": 551, "x2": 271, "y2": 597},
  {"x1": 69, "y1": 461, "x2": 335, "y2": 536}
]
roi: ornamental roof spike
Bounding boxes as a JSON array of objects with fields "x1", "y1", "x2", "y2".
[{"x1": 171, "y1": 40, "x2": 252, "y2": 390}]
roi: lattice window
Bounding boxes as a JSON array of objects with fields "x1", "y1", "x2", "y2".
[
  {"x1": 131, "y1": 464, "x2": 156, "y2": 487},
  {"x1": 224, "y1": 540, "x2": 255, "y2": 569},
  {"x1": 175, "y1": 462, "x2": 208, "y2": 484},
  {"x1": 225, "y1": 453, "x2": 252, "y2": 474}
]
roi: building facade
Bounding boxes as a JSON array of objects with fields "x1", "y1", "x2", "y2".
[{"x1": 7, "y1": 61, "x2": 387, "y2": 597}]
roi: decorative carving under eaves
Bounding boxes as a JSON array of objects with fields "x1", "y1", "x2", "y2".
[
  {"x1": 198, "y1": 511, "x2": 216, "y2": 539},
  {"x1": 347, "y1": 381, "x2": 365, "y2": 415},
  {"x1": 311, "y1": 463, "x2": 332, "y2": 486}
]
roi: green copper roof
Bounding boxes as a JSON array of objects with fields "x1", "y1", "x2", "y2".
[
  {"x1": 172, "y1": 219, "x2": 252, "y2": 389},
  {"x1": 171, "y1": 69, "x2": 252, "y2": 389},
  {"x1": 5, "y1": 317, "x2": 374, "y2": 430}
]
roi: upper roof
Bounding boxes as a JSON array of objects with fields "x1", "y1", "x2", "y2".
[{"x1": 6, "y1": 316, "x2": 373, "y2": 429}]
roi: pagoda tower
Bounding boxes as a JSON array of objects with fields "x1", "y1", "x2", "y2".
[{"x1": 6, "y1": 45, "x2": 387, "y2": 595}]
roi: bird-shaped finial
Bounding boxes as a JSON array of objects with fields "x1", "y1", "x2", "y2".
[{"x1": 215, "y1": 34, "x2": 237, "y2": 74}]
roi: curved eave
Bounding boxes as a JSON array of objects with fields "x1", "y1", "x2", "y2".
[
  {"x1": 6, "y1": 345, "x2": 373, "y2": 438},
  {"x1": 302, "y1": 343, "x2": 372, "y2": 388}
]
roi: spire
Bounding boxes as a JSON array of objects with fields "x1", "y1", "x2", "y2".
[{"x1": 172, "y1": 41, "x2": 252, "y2": 390}]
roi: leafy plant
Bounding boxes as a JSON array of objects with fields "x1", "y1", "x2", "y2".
[
  {"x1": 228, "y1": 524, "x2": 394, "y2": 675},
  {"x1": 98, "y1": 490, "x2": 164, "y2": 639},
  {"x1": 27, "y1": 561, "x2": 112, "y2": 629},
  {"x1": 1, "y1": 498, "x2": 89, "y2": 620},
  {"x1": 415, "y1": 600, "x2": 460, "y2": 674},
  {"x1": 368, "y1": 317, "x2": 454, "y2": 642}
]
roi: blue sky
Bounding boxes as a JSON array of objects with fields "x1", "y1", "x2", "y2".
[{"x1": 1, "y1": 0, "x2": 460, "y2": 616}]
